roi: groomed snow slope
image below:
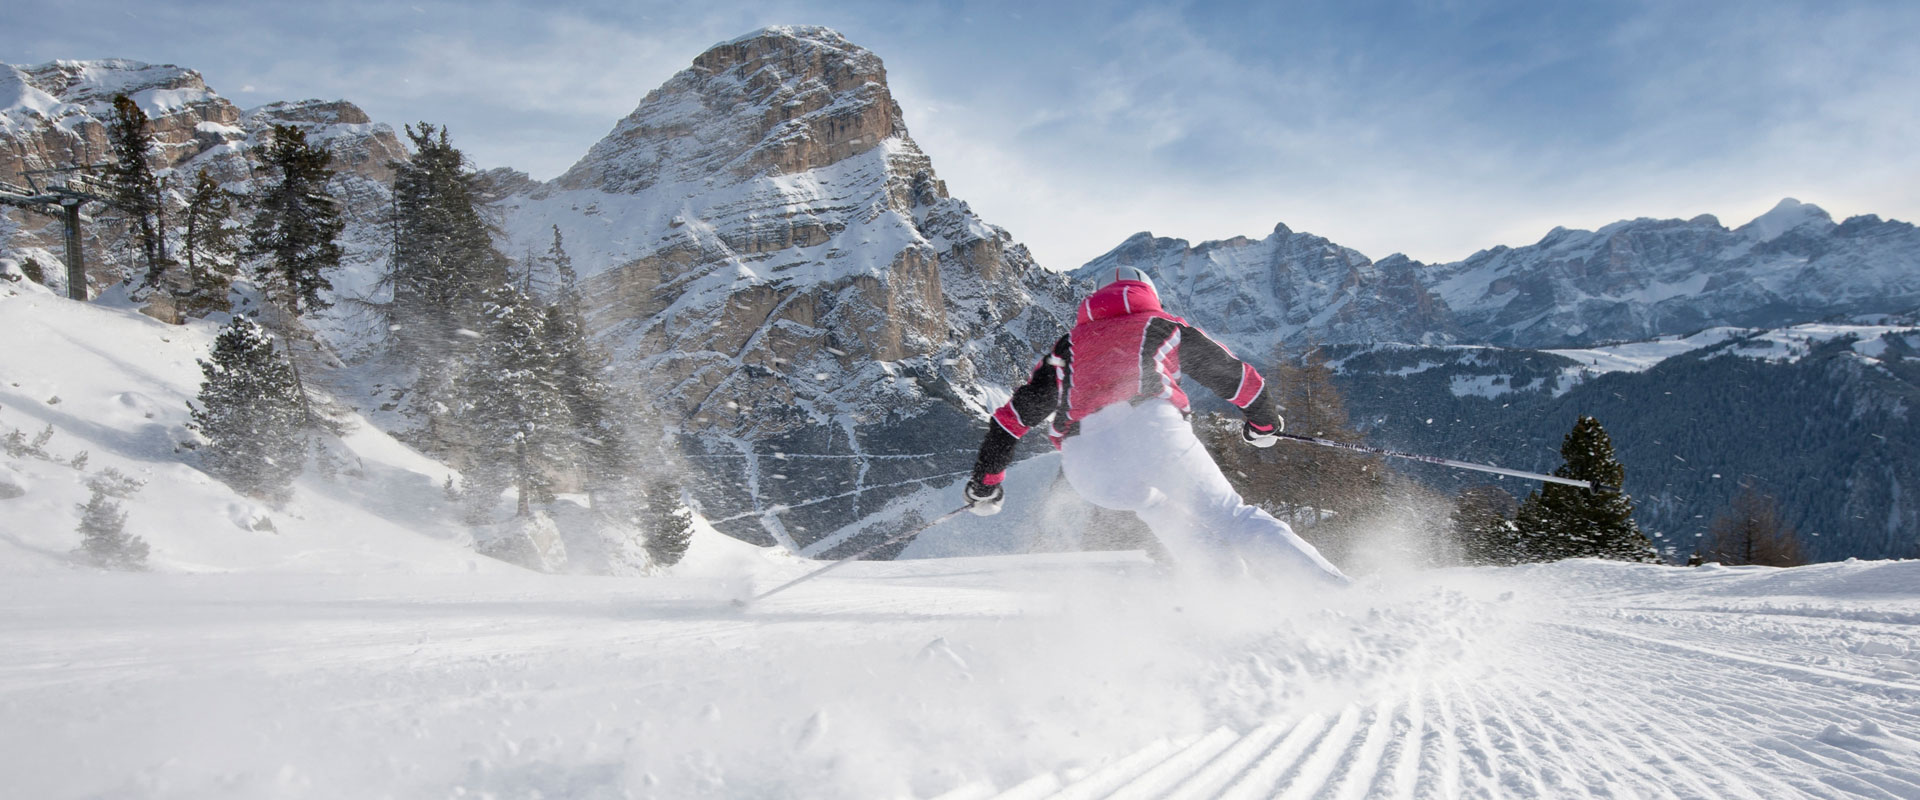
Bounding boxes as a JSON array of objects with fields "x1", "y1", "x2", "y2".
[{"x1": 3, "y1": 556, "x2": 1914, "y2": 798}]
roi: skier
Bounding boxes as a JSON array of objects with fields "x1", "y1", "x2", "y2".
[{"x1": 962, "y1": 267, "x2": 1350, "y2": 584}]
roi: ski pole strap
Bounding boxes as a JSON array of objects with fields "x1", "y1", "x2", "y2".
[
  {"x1": 1273, "y1": 432, "x2": 1619, "y2": 493},
  {"x1": 748, "y1": 505, "x2": 972, "y2": 604}
]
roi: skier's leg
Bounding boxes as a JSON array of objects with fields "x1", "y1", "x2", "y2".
[
  {"x1": 1135, "y1": 403, "x2": 1351, "y2": 585},
  {"x1": 1060, "y1": 404, "x2": 1189, "y2": 560}
]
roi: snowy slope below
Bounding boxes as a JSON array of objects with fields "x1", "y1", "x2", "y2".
[
  {"x1": 1548, "y1": 321, "x2": 1920, "y2": 375},
  {"x1": 0, "y1": 285, "x2": 515, "y2": 575},
  {"x1": 1, "y1": 556, "x2": 1914, "y2": 798}
]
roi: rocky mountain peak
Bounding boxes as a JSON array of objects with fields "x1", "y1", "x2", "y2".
[
  {"x1": 1075, "y1": 220, "x2": 1455, "y2": 353},
  {"x1": 502, "y1": 27, "x2": 1077, "y2": 551},
  {"x1": 1, "y1": 58, "x2": 406, "y2": 312},
  {"x1": 553, "y1": 25, "x2": 905, "y2": 194},
  {"x1": 1738, "y1": 197, "x2": 1835, "y2": 242},
  {"x1": 11, "y1": 59, "x2": 212, "y2": 110}
]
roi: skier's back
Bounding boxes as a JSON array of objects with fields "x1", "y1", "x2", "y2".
[{"x1": 963, "y1": 268, "x2": 1349, "y2": 584}]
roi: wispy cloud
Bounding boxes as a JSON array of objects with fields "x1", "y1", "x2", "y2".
[{"x1": 9, "y1": 0, "x2": 1916, "y2": 269}]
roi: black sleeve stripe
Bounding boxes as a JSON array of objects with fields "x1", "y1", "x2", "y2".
[
  {"x1": 1140, "y1": 317, "x2": 1180, "y2": 398},
  {"x1": 1178, "y1": 324, "x2": 1281, "y2": 427},
  {"x1": 972, "y1": 334, "x2": 1071, "y2": 482}
]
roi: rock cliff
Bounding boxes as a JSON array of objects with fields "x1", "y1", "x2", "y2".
[
  {"x1": 499, "y1": 27, "x2": 1078, "y2": 550},
  {"x1": 0, "y1": 59, "x2": 406, "y2": 326}
]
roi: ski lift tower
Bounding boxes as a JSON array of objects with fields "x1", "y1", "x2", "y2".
[{"x1": 0, "y1": 166, "x2": 110, "y2": 301}]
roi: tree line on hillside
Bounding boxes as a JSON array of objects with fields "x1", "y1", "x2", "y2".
[
  {"x1": 1327, "y1": 334, "x2": 1911, "y2": 562},
  {"x1": 1195, "y1": 344, "x2": 1802, "y2": 569},
  {"x1": 88, "y1": 96, "x2": 691, "y2": 572}
]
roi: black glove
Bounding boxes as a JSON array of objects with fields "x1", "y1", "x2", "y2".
[
  {"x1": 1243, "y1": 417, "x2": 1282, "y2": 448},
  {"x1": 964, "y1": 478, "x2": 1005, "y2": 516}
]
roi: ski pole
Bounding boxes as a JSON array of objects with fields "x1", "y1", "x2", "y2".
[
  {"x1": 1273, "y1": 432, "x2": 1619, "y2": 493},
  {"x1": 737, "y1": 505, "x2": 972, "y2": 606}
]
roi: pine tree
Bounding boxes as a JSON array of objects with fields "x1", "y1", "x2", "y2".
[
  {"x1": 179, "y1": 169, "x2": 242, "y2": 316},
  {"x1": 74, "y1": 485, "x2": 149, "y2": 570},
  {"x1": 387, "y1": 123, "x2": 511, "y2": 437},
  {"x1": 105, "y1": 95, "x2": 170, "y2": 287},
  {"x1": 643, "y1": 478, "x2": 692, "y2": 567},
  {"x1": 1514, "y1": 415, "x2": 1658, "y2": 563},
  {"x1": 548, "y1": 225, "x2": 577, "y2": 305},
  {"x1": 1700, "y1": 488, "x2": 1805, "y2": 566},
  {"x1": 190, "y1": 315, "x2": 306, "y2": 502},
  {"x1": 538, "y1": 274, "x2": 638, "y2": 507},
  {"x1": 1452, "y1": 484, "x2": 1522, "y2": 565},
  {"x1": 458, "y1": 285, "x2": 570, "y2": 518},
  {"x1": 245, "y1": 124, "x2": 343, "y2": 317}
]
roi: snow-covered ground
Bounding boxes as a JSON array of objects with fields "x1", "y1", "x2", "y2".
[
  {"x1": 1547, "y1": 321, "x2": 1920, "y2": 375},
  {"x1": 2, "y1": 556, "x2": 1916, "y2": 798},
  {"x1": 0, "y1": 285, "x2": 522, "y2": 575}
]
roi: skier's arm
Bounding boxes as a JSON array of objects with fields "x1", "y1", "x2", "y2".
[
  {"x1": 969, "y1": 335, "x2": 1069, "y2": 486},
  {"x1": 1177, "y1": 323, "x2": 1280, "y2": 429}
]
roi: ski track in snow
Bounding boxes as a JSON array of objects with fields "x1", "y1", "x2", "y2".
[{"x1": 2, "y1": 559, "x2": 1917, "y2": 799}]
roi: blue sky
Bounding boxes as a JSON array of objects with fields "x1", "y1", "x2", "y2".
[{"x1": 7, "y1": 0, "x2": 1917, "y2": 269}]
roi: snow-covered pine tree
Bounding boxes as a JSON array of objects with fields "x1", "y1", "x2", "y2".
[
  {"x1": 538, "y1": 276, "x2": 638, "y2": 510},
  {"x1": 190, "y1": 315, "x2": 306, "y2": 503},
  {"x1": 458, "y1": 284, "x2": 570, "y2": 518},
  {"x1": 547, "y1": 225, "x2": 577, "y2": 306},
  {"x1": 74, "y1": 484, "x2": 149, "y2": 570},
  {"x1": 179, "y1": 169, "x2": 242, "y2": 317},
  {"x1": 245, "y1": 124, "x2": 343, "y2": 317},
  {"x1": 1514, "y1": 415, "x2": 1658, "y2": 563},
  {"x1": 643, "y1": 478, "x2": 692, "y2": 567},
  {"x1": 1451, "y1": 484, "x2": 1521, "y2": 565},
  {"x1": 105, "y1": 94, "x2": 169, "y2": 288},
  {"x1": 386, "y1": 123, "x2": 511, "y2": 441}
]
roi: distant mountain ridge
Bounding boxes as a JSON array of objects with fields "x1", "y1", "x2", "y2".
[{"x1": 1079, "y1": 198, "x2": 1920, "y2": 350}]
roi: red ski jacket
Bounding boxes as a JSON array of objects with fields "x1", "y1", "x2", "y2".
[{"x1": 970, "y1": 280, "x2": 1278, "y2": 486}]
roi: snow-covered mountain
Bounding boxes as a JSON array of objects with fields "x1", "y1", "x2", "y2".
[
  {"x1": 0, "y1": 58, "x2": 406, "y2": 355},
  {"x1": 1428, "y1": 198, "x2": 1920, "y2": 347},
  {"x1": 494, "y1": 27, "x2": 1078, "y2": 551},
  {"x1": 1076, "y1": 224, "x2": 1456, "y2": 357},
  {"x1": 0, "y1": 39, "x2": 1083, "y2": 558},
  {"x1": 1085, "y1": 199, "x2": 1920, "y2": 350}
]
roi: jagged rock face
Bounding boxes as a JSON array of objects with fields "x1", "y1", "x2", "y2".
[
  {"x1": 1423, "y1": 198, "x2": 1920, "y2": 347},
  {"x1": 1085, "y1": 198, "x2": 1920, "y2": 351},
  {"x1": 0, "y1": 60, "x2": 237, "y2": 187},
  {"x1": 502, "y1": 27, "x2": 1077, "y2": 549},
  {"x1": 556, "y1": 27, "x2": 905, "y2": 193},
  {"x1": 0, "y1": 60, "x2": 406, "y2": 345},
  {"x1": 1074, "y1": 223, "x2": 1458, "y2": 359}
]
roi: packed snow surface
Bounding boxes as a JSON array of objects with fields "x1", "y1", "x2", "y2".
[{"x1": 3, "y1": 556, "x2": 1916, "y2": 798}]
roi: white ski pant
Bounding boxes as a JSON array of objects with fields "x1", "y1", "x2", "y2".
[{"x1": 1060, "y1": 400, "x2": 1350, "y2": 584}]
